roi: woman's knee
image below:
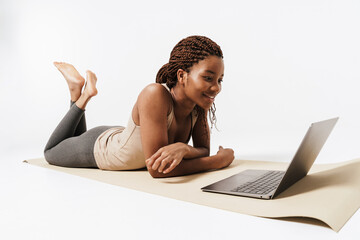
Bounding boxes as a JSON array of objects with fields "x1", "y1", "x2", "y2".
[{"x1": 44, "y1": 148, "x2": 60, "y2": 166}]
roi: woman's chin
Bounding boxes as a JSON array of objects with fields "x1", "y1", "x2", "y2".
[{"x1": 196, "y1": 103, "x2": 211, "y2": 111}]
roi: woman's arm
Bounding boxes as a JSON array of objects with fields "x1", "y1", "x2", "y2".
[
  {"x1": 146, "y1": 109, "x2": 211, "y2": 174},
  {"x1": 183, "y1": 144, "x2": 209, "y2": 159},
  {"x1": 147, "y1": 146, "x2": 234, "y2": 178},
  {"x1": 188, "y1": 109, "x2": 211, "y2": 158},
  {"x1": 136, "y1": 84, "x2": 177, "y2": 176}
]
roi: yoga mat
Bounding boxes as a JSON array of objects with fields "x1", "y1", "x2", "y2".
[{"x1": 24, "y1": 157, "x2": 360, "y2": 232}]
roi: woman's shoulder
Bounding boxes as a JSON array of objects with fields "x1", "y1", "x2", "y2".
[
  {"x1": 141, "y1": 83, "x2": 168, "y2": 93},
  {"x1": 138, "y1": 83, "x2": 171, "y2": 100},
  {"x1": 137, "y1": 83, "x2": 172, "y2": 112}
]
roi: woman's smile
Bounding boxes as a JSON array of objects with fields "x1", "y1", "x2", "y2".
[{"x1": 203, "y1": 93, "x2": 216, "y2": 104}]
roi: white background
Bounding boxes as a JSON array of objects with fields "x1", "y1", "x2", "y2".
[{"x1": 1, "y1": 0, "x2": 359, "y2": 239}]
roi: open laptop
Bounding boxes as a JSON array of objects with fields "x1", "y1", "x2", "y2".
[{"x1": 201, "y1": 117, "x2": 339, "y2": 199}]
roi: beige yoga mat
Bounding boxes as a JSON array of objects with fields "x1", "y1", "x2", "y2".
[{"x1": 24, "y1": 157, "x2": 360, "y2": 232}]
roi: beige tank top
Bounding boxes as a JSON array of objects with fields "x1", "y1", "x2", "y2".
[{"x1": 93, "y1": 84, "x2": 198, "y2": 170}]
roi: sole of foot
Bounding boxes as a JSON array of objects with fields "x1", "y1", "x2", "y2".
[
  {"x1": 54, "y1": 62, "x2": 85, "y2": 91},
  {"x1": 83, "y1": 70, "x2": 98, "y2": 97}
]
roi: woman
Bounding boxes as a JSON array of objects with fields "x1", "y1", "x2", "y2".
[{"x1": 44, "y1": 35, "x2": 234, "y2": 178}]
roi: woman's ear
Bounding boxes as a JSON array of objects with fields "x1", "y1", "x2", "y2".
[{"x1": 177, "y1": 69, "x2": 187, "y2": 85}]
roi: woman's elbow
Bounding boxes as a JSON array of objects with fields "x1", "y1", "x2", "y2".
[{"x1": 146, "y1": 165, "x2": 163, "y2": 178}]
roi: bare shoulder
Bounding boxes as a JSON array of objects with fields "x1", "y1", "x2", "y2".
[
  {"x1": 139, "y1": 83, "x2": 170, "y2": 96},
  {"x1": 137, "y1": 83, "x2": 172, "y2": 114}
]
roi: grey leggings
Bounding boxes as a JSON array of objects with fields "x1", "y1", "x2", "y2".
[{"x1": 44, "y1": 102, "x2": 116, "y2": 168}]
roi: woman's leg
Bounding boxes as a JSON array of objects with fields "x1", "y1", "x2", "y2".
[
  {"x1": 44, "y1": 106, "x2": 114, "y2": 168},
  {"x1": 54, "y1": 62, "x2": 87, "y2": 136},
  {"x1": 71, "y1": 100, "x2": 87, "y2": 136},
  {"x1": 44, "y1": 64, "x2": 103, "y2": 168}
]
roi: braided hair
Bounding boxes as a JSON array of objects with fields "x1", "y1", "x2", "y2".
[{"x1": 156, "y1": 35, "x2": 223, "y2": 131}]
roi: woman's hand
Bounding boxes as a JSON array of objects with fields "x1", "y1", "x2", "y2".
[
  {"x1": 214, "y1": 146, "x2": 235, "y2": 169},
  {"x1": 145, "y1": 143, "x2": 190, "y2": 174}
]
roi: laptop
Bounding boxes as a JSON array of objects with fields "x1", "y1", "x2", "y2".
[{"x1": 201, "y1": 117, "x2": 339, "y2": 199}]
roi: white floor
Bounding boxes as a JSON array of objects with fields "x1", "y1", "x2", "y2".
[{"x1": 1, "y1": 148, "x2": 359, "y2": 240}]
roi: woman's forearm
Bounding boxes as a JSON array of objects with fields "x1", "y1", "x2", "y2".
[
  {"x1": 183, "y1": 143, "x2": 209, "y2": 159},
  {"x1": 147, "y1": 154, "x2": 219, "y2": 178}
]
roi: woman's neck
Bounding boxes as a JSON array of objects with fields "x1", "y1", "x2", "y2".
[{"x1": 170, "y1": 85, "x2": 195, "y2": 119}]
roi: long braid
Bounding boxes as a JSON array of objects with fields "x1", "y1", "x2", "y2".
[{"x1": 156, "y1": 35, "x2": 223, "y2": 132}]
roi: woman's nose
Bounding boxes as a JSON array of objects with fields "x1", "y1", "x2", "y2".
[{"x1": 210, "y1": 81, "x2": 221, "y2": 93}]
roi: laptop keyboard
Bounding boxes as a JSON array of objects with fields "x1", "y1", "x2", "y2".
[{"x1": 231, "y1": 171, "x2": 285, "y2": 195}]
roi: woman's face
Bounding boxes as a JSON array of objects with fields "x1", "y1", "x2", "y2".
[{"x1": 182, "y1": 55, "x2": 224, "y2": 110}]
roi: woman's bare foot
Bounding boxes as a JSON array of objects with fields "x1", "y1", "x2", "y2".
[
  {"x1": 75, "y1": 70, "x2": 98, "y2": 110},
  {"x1": 83, "y1": 70, "x2": 98, "y2": 97},
  {"x1": 54, "y1": 62, "x2": 85, "y2": 102}
]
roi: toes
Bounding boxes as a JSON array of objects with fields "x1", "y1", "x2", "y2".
[
  {"x1": 86, "y1": 70, "x2": 97, "y2": 80},
  {"x1": 53, "y1": 61, "x2": 65, "y2": 68},
  {"x1": 86, "y1": 70, "x2": 94, "y2": 75}
]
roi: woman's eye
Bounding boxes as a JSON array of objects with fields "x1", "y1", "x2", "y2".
[
  {"x1": 218, "y1": 79, "x2": 223, "y2": 83},
  {"x1": 203, "y1": 76, "x2": 213, "y2": 81}
]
